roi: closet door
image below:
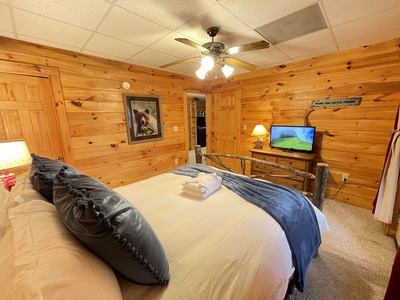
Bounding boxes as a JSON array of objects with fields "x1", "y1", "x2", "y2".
[{"x1": 0, "y1": 60, "x2": 73, "y2": 172}]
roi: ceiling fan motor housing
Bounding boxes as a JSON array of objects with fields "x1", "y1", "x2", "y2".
[{"x1": 202, "y1": 42, "x2": 225, "y2": 56}]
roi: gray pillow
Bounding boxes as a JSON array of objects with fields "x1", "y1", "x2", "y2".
[
  {"x1": 29, "y1": 153, "x2": 81, "y2": 202},
  {"x1": 53, "y1": 168, "x2": 170, "y2": 286}
]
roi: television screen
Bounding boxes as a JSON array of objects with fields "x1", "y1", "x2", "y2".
[{"x1": 269, "y1": 125, "x2": 316, "y2": 152}]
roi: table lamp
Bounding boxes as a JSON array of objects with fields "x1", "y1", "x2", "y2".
[
  {"x1": 251, "y1": 124, "x2": 268, "y2": 149},
  {"x1": 0, "y1": 140, "x2": 31, "y2": 191}
]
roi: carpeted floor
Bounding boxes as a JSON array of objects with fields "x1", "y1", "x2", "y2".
[{"x1": 296, "y1": 199, "x2": 397, "y2": 300}]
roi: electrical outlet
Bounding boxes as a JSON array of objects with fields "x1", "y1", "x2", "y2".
[{"x1": 342, "y1": 173, "x2": 349, "y2": 183}]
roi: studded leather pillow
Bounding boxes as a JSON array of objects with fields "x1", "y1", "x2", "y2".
[
  {"x1": 53, "y1": 168, "x2": 170, "y2": 286},
  {"x1": 29, "y1": 153, "x2": 81, "y2": 202}
]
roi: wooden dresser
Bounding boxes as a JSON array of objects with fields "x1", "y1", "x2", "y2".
[{"x1": 249, "y1": 148, "x2": 316, "y2": 192}]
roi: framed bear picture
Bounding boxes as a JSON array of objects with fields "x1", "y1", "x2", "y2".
[{"x1": 123, "y1": 94, "x2": 163, "y2": 144}]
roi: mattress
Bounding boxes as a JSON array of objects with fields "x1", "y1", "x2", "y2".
[{"x1": 115, "y1": 170, "x2": 328, "y2": 300}]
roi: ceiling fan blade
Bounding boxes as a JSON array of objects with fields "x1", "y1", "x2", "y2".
[
  {"x1": 175, "y1": 38, "x2": 209, "y2": 52},
  {"x1": 226, "y1": 40, "x2": 269, "y2": 54},
  {"x1": 224, "y1": 57, "x2": 258, "y2": 71},
  {"x1": 159, "y1": 57, "x2": 200, "y2": 68}
]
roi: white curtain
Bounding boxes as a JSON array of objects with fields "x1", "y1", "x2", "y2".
[{"x1": 374, "y1": 105, "x2": 400, "y2": 224}]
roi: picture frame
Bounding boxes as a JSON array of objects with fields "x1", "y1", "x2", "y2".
[{"x1": 123, "y1": 94, "x2": 163, "y2": 144}]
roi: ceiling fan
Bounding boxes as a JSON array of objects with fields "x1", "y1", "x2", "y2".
[{"x1": 159, "y1": 26, "x2": 269, "y2": 78}]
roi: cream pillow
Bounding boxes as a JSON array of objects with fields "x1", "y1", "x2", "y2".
[
  {"x1": 0, "y1": 200, "x2": 123, "y2": 300},
  {"x1": 0, "y1": 185, "x2": 9, "y2": 242}
]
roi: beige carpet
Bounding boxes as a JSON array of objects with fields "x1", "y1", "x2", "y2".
[{"x1": 296, "y1": 199, "x2": 397, "y2": 300}]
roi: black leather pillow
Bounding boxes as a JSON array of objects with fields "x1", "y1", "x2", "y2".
[
  {"x1": 53, "y1": 168, "x2": 170, "y2": 286},
  {"x1": 29, "y1": 153, "x2": 81, "y2": 202}
]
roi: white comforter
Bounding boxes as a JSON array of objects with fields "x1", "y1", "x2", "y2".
[{"x1": 115, "y1": 171, "x2": 328, "y2": 300}]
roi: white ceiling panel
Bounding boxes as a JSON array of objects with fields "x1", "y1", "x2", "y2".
[
  {"x1": 149, "y1": 32, "x2": 199, "y2": 58},
  {"x1": 1, "y1": 0, "x2": 400, "y2": 79},
  {"x1": 332, "y1": 6, "x2": 400, "y2": 43},
  {"x1": 338, "y1": 27, "x2": 400, "y2": 51},
  {"x1": 14, "y1": 9, "x2": 92, "y2": 47},
  {"x1": 85, "y1": 33, "x2": 144, "y2": 59},
  {"x1": 0, "y1": 4, "x2": 13, "y2": 32},
  {"x1": 97, "y1": 6, "x2": 170, "y2": 47},
  {"x1": 10, "y1": 0, "x2": 112, "y2": 30},
  {"x1": 175, "y1": 3, "x2": 250, "y2": 43},
  {"x1": 116, "y1": 0, "x2": 215, "y2": 30},
  {"x1": 323, "y1": 0, "x2": 400, "y2": 26},
  {"x1": 276, "y1": 29, "x2": 336, "y2": 57},
  {"x1": 18, "y1": 35, "x2": 82, "y2": 52},
  {"x1": 217, "y1": 0, "x2": 317, "y2": 28}
]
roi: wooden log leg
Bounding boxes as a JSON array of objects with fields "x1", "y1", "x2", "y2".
[
  {"x1": 312, "y1": 163, "x2": 329, "y2": 211},
  {"x1": 195, "y1": 145, "x2": 202, "y2": 164}
]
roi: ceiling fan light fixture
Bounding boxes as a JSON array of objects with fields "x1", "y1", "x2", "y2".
[
  {"x1": 222, "y1": 64, "x2": 234, "y2": 78},
  {"x1": 196, "y1": 67, "x2": 207, "y2": 80},
  {"x1": 201, "y1": 56, "x2": 214, "y2": 71}
]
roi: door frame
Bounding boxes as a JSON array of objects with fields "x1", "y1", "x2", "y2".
[{"x1": 0, "y1": 59, "x2": 74, "y2": 165}]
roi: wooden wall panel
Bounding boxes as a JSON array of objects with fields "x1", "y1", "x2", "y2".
[{"x1": 210, "y1": 38, "x2": 400, "y2": 209}]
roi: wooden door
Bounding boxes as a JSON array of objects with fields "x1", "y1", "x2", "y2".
[
  {"x1": 0, "y1": 69, "x2": 66, "y2": 172},
  {"x1": 210, "y1": 89, "x2": 241, "y2": 172}
]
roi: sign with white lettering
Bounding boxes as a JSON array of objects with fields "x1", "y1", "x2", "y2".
[{"x1": 311, "y1": 97, "x2": 362, "y2": 107}]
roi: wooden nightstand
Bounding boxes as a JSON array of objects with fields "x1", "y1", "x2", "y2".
[{"x1": 249, "y1": 148, "x2": 316, "y2": 192}]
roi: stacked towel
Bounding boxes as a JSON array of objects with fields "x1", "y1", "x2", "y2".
[{"x1": 182, "y1": 172, "x2": 222, "y2": 200}]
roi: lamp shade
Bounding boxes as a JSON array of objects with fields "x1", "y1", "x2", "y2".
[
  {"x1": 201, "y1": 56, "x2": 214, "y2": 71},
  {"x1": 0, "y1": 140, "x2": 31, "y2": 170},
  {"x1": 222, "y1": 64, "x2": 234, "y2": 78},
  {"x1": 251, "y1": 125, "x2": 268, "y2": 137}
]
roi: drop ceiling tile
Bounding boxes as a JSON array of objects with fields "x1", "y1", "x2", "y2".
[
  {"x1": 338, "y1": 27, "x2": 400, "y2": 51},
  {"x1": 97, "y1": 5, "x2": 169, "y2": 47},
  {"x1": 116, "y1": 0, "x2": 215, "y2": 30},
  {"x1": 235, "y1": 46, "x2": 287, "y2": 66},
  {"x1": 0, "y1": 4, "x2": 13, "y2": 32},
  {"x1": 275, "y1": 28, "x2": 335, "y2": 57},
  {"x1": 222, "y1": 30, "x2": 270, "y2": 49},
  {"x1": 290, "y1": 44, "x2": 337, "y2": 61},
  {"x1": 149, "y1": 31, "x2": 199, "y2": 58},
  {"x1": 82, "y1": 49, "x2": 127, "y2": 62},
  {"x1": 11, "y1": 0, "x2": 112, "y2": 30},
  {"x1": 0, "y1": 30, "x2": 15, "y2": 39},
  {"x1": 258, "y1": 56, "x2": 294, "y2": 69},
  {"x1": 85, "y1": 33, "x2": 143, "y2": 59},
  {"x1": 217, "y1": 0, "x2": 317, "y2": 28},
  {"x1": 18, "y1": 35, "x2": 81, "y2": 52},
  {"x1": 14, "y1": 9, "x2": 92, "y2": 47},
  {"x1": 332, "y1": 6, "x2": 400, "y2": 43},
  {"x1": 322, "y1": 0, "x2": 400, "y2": 26},
  {"x1": 175, "y1": 3, "x2": 251, "y2": 44},
  {"x1": 129, "y1": 48, "x2": 185, "y2": 69}
]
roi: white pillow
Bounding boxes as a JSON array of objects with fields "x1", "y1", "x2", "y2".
[{"x1": 0, "y1": 200, "x2": 123, "y2": 300}]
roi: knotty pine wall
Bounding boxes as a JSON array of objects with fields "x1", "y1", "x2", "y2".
[
  {"x1": 0, "y1": 37, "x2": 208, "y2": 187},
  {"x1": 210, "y1": 38, "x2": 400, "y2": 209}
]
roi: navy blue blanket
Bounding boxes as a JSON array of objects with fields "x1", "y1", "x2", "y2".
[{"x1": 171, "y1": 164, "x2": 321, "y2": 292}]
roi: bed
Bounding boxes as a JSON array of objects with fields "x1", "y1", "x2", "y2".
[{"x1": 0, "y1": 149, "x2": 329, "y2": 300}]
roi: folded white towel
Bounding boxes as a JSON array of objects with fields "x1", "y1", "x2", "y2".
[{"x1": 182, "y1": 172, "x2": 222, "y2": 200}]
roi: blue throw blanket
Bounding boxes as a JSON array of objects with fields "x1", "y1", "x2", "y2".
[{"x1": 171, "y1": 164, "x2": 321, "y2": 293}]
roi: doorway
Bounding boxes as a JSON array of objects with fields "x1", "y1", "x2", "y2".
[{"x1": 187, "y1": 92, "x2": 206, "y2": 164}]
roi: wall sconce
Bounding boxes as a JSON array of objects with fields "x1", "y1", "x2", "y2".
[
  {"x1": 251, "y1": 125, "x2": 268, "y2": 149},
  {"x1": 0, "y1": 140, "x2": 31, "y2": 191}
]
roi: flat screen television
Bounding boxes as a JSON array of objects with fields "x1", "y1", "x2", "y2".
[{"x1": 269, "y1": 125, "x2": 316, "y2": 153}]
